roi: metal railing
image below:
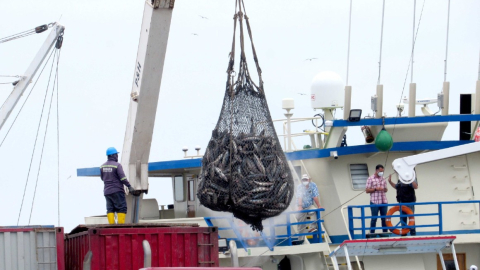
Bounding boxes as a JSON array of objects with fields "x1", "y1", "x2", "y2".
[
  {"x1": 347, "y1": 200, "x2": 480, "y2": 239},
  {"x1": 204, "y1": 208, "x2": 325, "y2": 251}
]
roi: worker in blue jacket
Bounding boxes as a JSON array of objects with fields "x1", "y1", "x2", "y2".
[{"x1": 100, "y1": 147, "x2": 134, "y2": 224}]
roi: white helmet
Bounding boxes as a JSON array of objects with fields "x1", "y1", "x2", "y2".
[{"x1": 470, "y1": 265, "x2": 478, "y2": 270}]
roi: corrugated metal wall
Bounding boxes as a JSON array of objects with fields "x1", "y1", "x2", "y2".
[{"x1": 0, "y1": 227, "x2": 64, "y2": 270}]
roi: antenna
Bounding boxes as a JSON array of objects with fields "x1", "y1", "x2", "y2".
[{"x1": 444, "y1": 0, "x2": 451, "y2": 82}]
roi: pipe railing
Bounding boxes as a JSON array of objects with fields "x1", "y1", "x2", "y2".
[{"x1": 347, "y1": 200, "x2": 480, "y2": 239}]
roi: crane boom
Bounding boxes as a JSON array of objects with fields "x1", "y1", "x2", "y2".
[
  {"x1": 122, "y1": 0, "x2": 175, "y2": 223},
  {"x1": 393, "y1": 141, "x2": 480, "y2": 183},
  {"x1": 0, "y1": 23, "x2": 64, "y2": 130}
]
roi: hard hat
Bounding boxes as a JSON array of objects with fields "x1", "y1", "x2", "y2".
[
  {"x1": 106, "y1": 147, "x2": 119, "y2": 156},
  {"x1": 470, "y1": 265, "x2": 478, "y2": 270},
  {"x1": 302, "y1": 174, "x2": 309, "y2": 180}
]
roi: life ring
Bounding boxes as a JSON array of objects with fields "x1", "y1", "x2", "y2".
[{"x1": 385, "y1": 206, "x2": 415, "y2": 235}]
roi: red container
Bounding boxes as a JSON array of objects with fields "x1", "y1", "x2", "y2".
[
  {"x1": 140, "y1": 267, "x2": 262, "y2": 270},
  {"x1": 64, "y1": 224, "x2": 219, "y2": 270}
]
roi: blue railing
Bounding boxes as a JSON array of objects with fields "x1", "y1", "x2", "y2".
[
  {"x1": 348, "y1": 200, "x2": 480, "y2": 239},
  {"x1": 204, "y1": 208, "x2": 325, "y2": 251}
]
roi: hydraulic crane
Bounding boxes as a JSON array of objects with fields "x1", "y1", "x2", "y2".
[{"x1": 121, "y1": 0, "x2": 175, "y2": 223}]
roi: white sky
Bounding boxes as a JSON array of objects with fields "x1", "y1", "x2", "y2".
[{"x1": 0, "y1": 0, "x2": 479, "y2": 232}]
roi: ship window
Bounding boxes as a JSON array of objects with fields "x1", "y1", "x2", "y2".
[
  {"x1": 174, "y1": 175, "x2": 184, "y2": 202},
  {"x1": 350, "y1": 164, "x2": 369, "y2": 190},
  {"x1": 188, "y1": 180, "x2": 195, "y2": 201}
]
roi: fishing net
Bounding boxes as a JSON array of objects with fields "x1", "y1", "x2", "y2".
[{"x1": 197, "y1": 0, "x2": 294, "y2": 232}]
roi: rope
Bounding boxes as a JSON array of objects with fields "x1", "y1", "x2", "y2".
[
  {"x1": 377, "y1": 0, "x2": 386, "y2": 85},
  {"x1": 56, "y1": 49, "x2": 62, "y2": 226},
  {"x1": 444, "y1": 0, "x2": 451, "y2": 82},
  {"x1": 1, "y1": 49, "x2": 55, "y2": 149},
  {"x1": 0, "y1": 81, "x2": 18, "y2": 85},
  {"x1": 383, "y1": 0, "x2": 426, "y2": 169},
  {"x1": 0, "y1": 75, "x2": 21, "y2": 77},
  {"x1": 16, "y1": 49, "x2": 57, "y2": 225},
  {"x1": 346, "y1": 0, "x2": 353, "y2": 85},
  {"x1": 29, "y1": 49, "x2": 59, "y2": 225}
]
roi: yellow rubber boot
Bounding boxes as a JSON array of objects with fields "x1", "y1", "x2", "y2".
[
  {"x1": 107, "y1": 213, "x2": 115, "y2": 224},
  {"x1": 117, "y1": 213, "x2": 126, "y2": 224}
]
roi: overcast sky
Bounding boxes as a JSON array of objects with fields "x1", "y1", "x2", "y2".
[{"x1": 1, "y1": 0, "x2": 479, "y2": 231}]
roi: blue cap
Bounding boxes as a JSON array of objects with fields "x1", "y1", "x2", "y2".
[{"x1": 106, "y1": 147, "x2": 119, "y2": 156}]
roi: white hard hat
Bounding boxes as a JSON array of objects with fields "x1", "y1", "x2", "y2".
[
  {"x1": 302, "y1": 174, "x2": 309, "y2": 180},
  {"x1": 470, "y1": 265, "x2": 478, "y2": 270}
]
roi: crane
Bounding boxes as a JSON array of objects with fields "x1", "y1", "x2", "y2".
[
  {"x1": 0, "y1": 23, "x2": 65, "y2": 130},
  {"x1": 121, "y1": 0, "x2": 175, "y2": 223},
  {"x1": 393, "y1": 141, "x2": 480, "y2": 184}
]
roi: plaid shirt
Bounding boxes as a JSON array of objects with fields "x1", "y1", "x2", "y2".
[{"x1": 366, "y1": 174, "x2": 388, "y2": 204}]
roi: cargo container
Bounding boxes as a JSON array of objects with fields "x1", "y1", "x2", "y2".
[
  {"x1": 140, "y1": 268, "x2": 261, "y2": 270},
  {"x1": 0, "y1": 226, "x2": 65, "y2": 270},
  {"x1": 64, "y1": 224, "x2": 219, "y2": 270}
]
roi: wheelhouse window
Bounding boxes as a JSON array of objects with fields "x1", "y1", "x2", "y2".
[
  {"x1": 174, "y1": 175, "x2": 184, "y2": 202},
  {"x1": 188, "y1": 179, "x2": 195, "y2": 201},
  {"x1": 350, "y1": 164, "x2": 369, "y2": 190}
]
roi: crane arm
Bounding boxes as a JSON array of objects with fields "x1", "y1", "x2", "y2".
[
  {"x1": 0, "y1": 23, "x2": 64, "y2": 130},
  {"x1": 121, "y1": 0, "x2": 175, "y2": 223},
  {"x1": 392, "y1": 141, "x2": 480, "y2": 183}
]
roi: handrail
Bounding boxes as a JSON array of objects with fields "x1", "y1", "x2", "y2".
[
  {"x1": 347, "y1": 200, "x2": 480, "y2": 239},
  {"x1": 204, "y1": 208, "x2": 325, "y2": 252}
]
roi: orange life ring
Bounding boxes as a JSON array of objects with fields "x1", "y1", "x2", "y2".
[{"x1": 385, "y1": 206, "x2": 415, "y2": 235}]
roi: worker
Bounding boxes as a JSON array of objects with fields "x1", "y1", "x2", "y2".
[
  {"x1": 366, "y1": 164, "x2": 388, "y2": 234},
  {"x1": 100, "y1": 147, "x2": 134, "y2": 224},
  {"x1": 388, "y1": 170, "x2": 418, "y2": 236},
  {"x1": 296, "y1": 174, "x2": 322, "y2": 239}
]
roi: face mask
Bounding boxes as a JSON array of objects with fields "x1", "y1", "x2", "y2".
[
  {"x1": 302, "y1": 181, "x2": 309, "y2": 186},
  {"x1": 378, "y1": 172, "x2": 384, "y2": 177}
]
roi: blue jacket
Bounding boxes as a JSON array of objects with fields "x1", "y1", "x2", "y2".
[{"x1": 100, "y1": 156, "x2": 132, "y2": 195}]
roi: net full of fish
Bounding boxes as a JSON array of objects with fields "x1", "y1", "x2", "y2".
[{"x1": 197, "y1": 1, "x2": 294, "y2": 231}]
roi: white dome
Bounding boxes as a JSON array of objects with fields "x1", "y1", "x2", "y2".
[{"x1": 311, "y1": 71, "x2": 345, "y2": 109}]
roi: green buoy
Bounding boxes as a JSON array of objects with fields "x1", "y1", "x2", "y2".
[{"x1": 375, "y1": 128, "x2": 393, "y2": 152}]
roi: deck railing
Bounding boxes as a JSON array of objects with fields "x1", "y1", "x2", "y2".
[
  {"x1": 347, "y1": 200, "x2": 480, "y2": 239},
  {"x1": 204, "y1": 208, "x2": 325, "y2": 251}
]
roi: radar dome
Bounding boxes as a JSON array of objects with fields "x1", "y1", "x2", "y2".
[{"x1": 311, "y1": 71, "x2": 345, "y2": 109}]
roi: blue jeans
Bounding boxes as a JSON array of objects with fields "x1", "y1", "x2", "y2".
[
  {"x1": 399, "y1": 203, "x2": 416, "y2": 235},
  {"x1": 370, "y1": 202, "x2": 388, "y2": 233},
  {"x1": 105, "y1": 191, "x2": 127, "y2": 213}
]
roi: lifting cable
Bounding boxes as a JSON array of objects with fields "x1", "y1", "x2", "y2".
[
  {"x1": 56, "y1": 50, "x2": 62, "y2": 226},
  {"x1": 382, "y1": 0, "x2": 426, "y2": 168},
  {"x1": 0, "y1": 23, "x2": 55, "y2": 44},
  {"x1": 15, "y1": 48, "x2": 58, "y2": 225},
  {"x1": 28, "y1": 48, "x2": 61, "y2": 225}
]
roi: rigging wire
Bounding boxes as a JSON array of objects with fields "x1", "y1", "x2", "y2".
[
  {"x1": 0, "y1": 49, "x2": 55, "y2": 149},
  {"x1": 56, "y1": 49, "x2": 62, "y2": 226},
  {"x1": 346, "y1": 0, "x2": 353, "y2": 85},
  {"x1": 383, "y1": 0, "x2": 427, "y2": 170},
  {"x1": 16, "y1": 49, "x2": 57, "y2": 225},
  {"x1": 444, "y1": 0, "x2": 451, "y2": 82},
  {"x1": 377, "y1": 0, "x2": 386, "y2": 85},
  {"x1": 28, "y1": 49, "x2": 60, "y2": 225},
  {"x1": 0, "y1": 23, "x2": 54, "y2": 44}
]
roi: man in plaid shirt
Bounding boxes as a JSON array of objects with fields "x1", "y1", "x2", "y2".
[{"x1": 366, "y1": 164, "x2": 390, "y2": 233}]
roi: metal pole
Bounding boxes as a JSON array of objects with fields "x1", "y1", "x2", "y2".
[
  {"x1": 331, "y1": 255, "x2": 340, "y2": 270},
  {"x1": 286, "y1": 112, "x2": 293, "y2": 152},
  {"x1": 411, "y1": 0, "x2": 416, "y2": 83},
  {"x1": 451, "y1": 243, "x2": 460, "y2": 270},
  {"x1": 377, "y1": 0, "x2": 386, "y2": 85},
  {"x1": 438, "y1": 250, "x2": 446, "y2": 270},
  {"x1": 143, "y1": 240, "x2": 152, "y2": 267},
  {"x1": 346, "y1": 0, "x2": 353, "y2": 85},
  {"x1": 343, "y1": 245, "x2": 353, "y2": 270},
  {"x1": 229, "y1": 240, "x2": 239, "y2": 267},
  {"x1": 444, "y1": 0, "x2": 451, "y2": 82}
]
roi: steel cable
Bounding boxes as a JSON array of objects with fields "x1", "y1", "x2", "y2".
[
  {"x1": 29, "y1": 49, "x2": 60, "y2": 225},
  {"x1": 16, "y1": 49, "x2": 57, "y2": 225}
]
